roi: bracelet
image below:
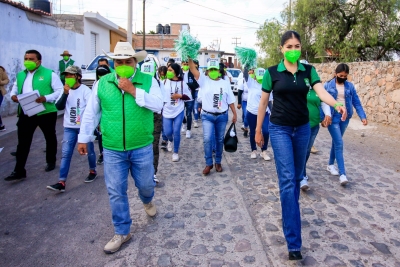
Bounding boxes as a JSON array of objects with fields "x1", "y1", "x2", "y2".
[{"x1": 334, "y1": 102, "x2": 344, "y2": 110}]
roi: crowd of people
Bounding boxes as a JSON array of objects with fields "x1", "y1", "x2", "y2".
[{"x1": 1, "y1": 30, "x2": 368, "y2": 260}]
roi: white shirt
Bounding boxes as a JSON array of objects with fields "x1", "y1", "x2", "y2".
[
  {"x1": 197, "y1": 72, "x2": 235, "y2": 113},
  {"x1": 226, "y1": 70, "x2": 233, "y2": 82},
  {"x1": 246, "y1": 78, "x2": 273, "y2": 115},
  {"x1": 10, "y1": 70, "x2": 63, "y2": 102},
  {"x1": 237, "y1": 73, "x2": 249, "y2": 101},
  {"x1": 77, "y1": 76, "x2": 163, "y2": 143},
  {"x1": 162, "y1": 79, "x2": 192, "y2": 118},
  {"x1": 57, "y1": 84, "x2": 92, "y2": 128}
]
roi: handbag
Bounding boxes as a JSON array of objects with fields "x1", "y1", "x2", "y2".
[{"x1": 224, "y1": 123, "x2": 239, "y2": 152}]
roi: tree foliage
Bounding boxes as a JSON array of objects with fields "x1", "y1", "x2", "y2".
[
  {"x1": 256, "y1": 0, "x2": 400, "y2": 63},
  {"x1": 256, "y1": 20, "x2": 285, "y2": 68}
]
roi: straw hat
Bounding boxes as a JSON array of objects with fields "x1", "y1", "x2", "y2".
[
  {"x1": 103, "y1": 42, "x2": 147, "y2": 62},
  {"x1": 60, "y1": 50, "x2": 72, "y2": 56}
]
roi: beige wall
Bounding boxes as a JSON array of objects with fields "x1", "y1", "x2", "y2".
[{"x1": 313, "y1": 62, "x2": 400, "y2": 126}]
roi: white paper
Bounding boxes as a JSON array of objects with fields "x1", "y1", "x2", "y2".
[{"x1": 17, "y1": 90, "x2": 45, "y2": 117}]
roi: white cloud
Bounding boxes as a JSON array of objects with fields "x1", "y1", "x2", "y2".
[{"x1": 22, "y1": 0, "x2": 285, "y2": 53}]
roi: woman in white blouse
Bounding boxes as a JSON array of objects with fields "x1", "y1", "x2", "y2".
[
  {"x1": 188, "y1": 59, "x2": 237, "y2": 175},
  {"x1": 162, "y1": 63, "x2": 192, "y2": 162}
]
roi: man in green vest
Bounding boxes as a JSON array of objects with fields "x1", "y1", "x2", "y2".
[
  {"x1": 5, "y1": 49, "x2": 63, "y2": 181},
  {"x1": 59, "y1": 50, "x2": 75, "y2": 84},
  {"x1": 77, "y1": 42, "x2": 164, "y2": 254}
]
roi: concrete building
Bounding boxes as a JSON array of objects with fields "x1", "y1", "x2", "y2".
[
  {"x1": 54, "y1": 12, "x2": 129, "y2": 65},
  {"x1": 0, "y1": 0, "x2": 85, "y2": 117}
]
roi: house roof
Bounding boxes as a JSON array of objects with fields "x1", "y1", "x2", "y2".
[{"x1": 0, "y1": 0, "x2": 52, "y2": 16}]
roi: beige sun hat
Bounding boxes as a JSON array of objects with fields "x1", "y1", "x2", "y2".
[{"x1": 103, "y1": 42, "x2": 147, "y2": 62}]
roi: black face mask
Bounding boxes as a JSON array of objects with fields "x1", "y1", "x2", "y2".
[{"x1": 336, "y1": 76, "x2": 347, "y2": 84}]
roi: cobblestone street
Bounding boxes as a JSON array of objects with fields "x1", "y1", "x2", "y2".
[{"x1": 0, "y1": 108, "x2": 399, "y2": 266}]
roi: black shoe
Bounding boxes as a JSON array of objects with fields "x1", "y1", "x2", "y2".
[
  {"x1": 45, "y1": 163, "x2": 56, "y2": 172},
  {"x1": 97, "y1": 154, "x2": 104, "y2": 165},
  {"x1": 288, "y1": 251, "x2": 303, "y2": 261},
  {"x1": 4, "y1": 171, "x2": 26, "y2": 181},
  {"x1": 85, "y1": 171, "x2": 98, "y2": 183},
  {"x1": 0, "y1": 125, "x2": 6, "y2": 132},
  {"x1": 160, "y1": 141, "x2": 167, "y2": 150},
  {"x1": 46, "y1": 181, "x2": 65, "y2": 192},
  {"x1": 243, "y1": 130, "x2": 248, "y2": 138},
  {"x1": 10, "y1": 152, "x2": 17, "y2": 156}
]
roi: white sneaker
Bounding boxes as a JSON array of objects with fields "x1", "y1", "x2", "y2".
[
  {"x1": 250, "y1": 151, "x2": 257, "y2": 159},
  {"x1": 172, "y1": 153, "x2": 179, "y2": 162},
  {"x1": 327, "y1": 165, "x2": 339, "y2": 176},
  {"x1": 339, "y1": 174, "x2": 348, "y2": 185},
  {"x1": 300, "y1": 176, "x2": 309, "y2": 191},
  {"x1": 260, "y1": 151, "x2": 271, "y2": 161},
  {"x1": 167, "y1": 141, "x2": 172, "y2": 152},
  {"x1": 194, "y1": 121, "x2": 199, "y2": 128},
  {"x1": 186, "y1": 130, "x2": 191, "y2": 138},
  {"x1": 181, "y1": 124, "x2": 186, "y2": 132},
  {"x1": 153, "y1": 174, "x2": 159, "y2": 183}
]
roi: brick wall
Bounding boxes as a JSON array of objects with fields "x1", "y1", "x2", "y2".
[
  {"x1": 54, "y1": 14, "x2": 84, "y2": 34},
  {"x1": 313, "y1": 62, "x2": 400, "y2": 126},
  {"x1": 133, "y1": 34, "x2": 178, "y2": 50}
]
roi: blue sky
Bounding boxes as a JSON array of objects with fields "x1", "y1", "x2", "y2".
[{"x1": 21, "y1": 0, "x2": 286, "y2": 53}]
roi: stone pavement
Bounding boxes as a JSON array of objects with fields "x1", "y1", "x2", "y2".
[{"x1": 0, "y1": 108, "x2": 399, "y2": 267}]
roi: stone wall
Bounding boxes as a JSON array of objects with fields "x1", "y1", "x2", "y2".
[{"x1": 313, "y1": 62, "x2": 400, "y2": 126}]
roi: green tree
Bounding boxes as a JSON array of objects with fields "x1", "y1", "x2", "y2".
[
  {"x1": 256, "y1": 20, "x2": 285, "y2": 68},
  {"x1": 292, "y1": 0, "x2": 400, "y2": 61},
  {"x1": 149, "y1": 30, "x2": 156, "y2": 34}
]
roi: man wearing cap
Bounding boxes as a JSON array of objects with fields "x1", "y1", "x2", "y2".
[
  {"x1": 59, "y1": 51, "x2": 75, "y2": 85},
  {"x1": 5, "y1": 49, "x2": 63, "y2": 181},
  {"x1": 77, "y1": 42, "x2": 164, "y2": 254}
]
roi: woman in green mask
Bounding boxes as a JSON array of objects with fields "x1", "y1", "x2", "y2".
[
  {"x1": 188, "y1": 59, "x2": 237, "y2": 175},
  {"x1": 255, "y1": 30, "x2": 347, "y2": 261}
]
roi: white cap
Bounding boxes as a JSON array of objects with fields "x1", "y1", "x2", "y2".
[
  {"x1": 207, "y1": 59, "x2": 219, "y2": 70},
  {"x1": 141, "y1": 61, "x2": 155, "y2": 75},
  {"x1": 255, "y1": 68, "x2": 265, "y2": 80}
]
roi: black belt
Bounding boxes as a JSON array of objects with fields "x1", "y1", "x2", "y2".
[{"x1": 202, "y1": 109, "x2": 227, "y2": 116}]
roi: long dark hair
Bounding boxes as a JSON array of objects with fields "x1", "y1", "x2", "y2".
[
  {"x1": 280, "y1": 30, "x2": 301, "y2": 46},
  {"x1": 335, "y1": 63, "x2": 350, "y2": 74}
]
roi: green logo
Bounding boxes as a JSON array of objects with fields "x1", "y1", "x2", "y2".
[{"x1": 304, "y1": 78, "x2": 311, "y2": 88}]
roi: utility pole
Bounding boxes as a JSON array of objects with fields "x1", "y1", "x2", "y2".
[
  {"x1": 127, "y1": 0, "x2": 132, "y2": 45},
  {"x1": 288, "y1": 0, "x2": 292, "y2": 30},
  {"x1": 232, "y1": 37, "x2": 241, "y2": 47},
  {"x1": 143, "y1": 0, "x2": 146, "y2": 50}
]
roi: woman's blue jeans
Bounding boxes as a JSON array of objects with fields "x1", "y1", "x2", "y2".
[
  {"x1": 241, "y1": 100, "x2": 248, "y2": 128},
  {"x1": 303, "y1": 125, "x2": 320, "y2": 177},
  {"x1": 328, "y1": 118, "x2": 350, "y2": 175},
  {"x1": 103, "y1": 145, "x2": 155, "y2": 235},
  {"x1": 59, "y1": 127, "x2": 96, "y2": 181},
  {"x1": 201, "y1": 112, "x2": 228, "y2": 166},
  {"x1": 269, "y1": 122, "x2": 310, "y2": 252},
  {"x1": 193, "y1": 91, "x2": 199, "y2": 121},
  {"x1": 163, "y1": 111, "x2": 184, "y2": 153},
  {"x1": 247, "y1": 111, "x2": 269, "y2": 151}
]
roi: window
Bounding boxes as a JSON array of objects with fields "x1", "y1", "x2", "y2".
[{"x1": 90, "y1": 33, "x2": 97, "y2": 59}]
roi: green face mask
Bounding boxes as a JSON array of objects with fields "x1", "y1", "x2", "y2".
[
  {"x1": 182, "y1": 65, "x2": 189, "y2": 71},
  {"x1": 166, "y1": 71, "x2": 175, "y2": 79},
  {"x1": 160, "y1": 75, "x2": 166, "y2": 80},
  {"x1": 65, "y1": 77, "x2": 77, "y2": 88},
  {"x1": 249, "y1": 74, "x2": 255, "y2": 79},
  {"x1": 24, "y1": 60, "x2": 37, "y2": 71},
  {"x1": 115, "y1": 65, "x2": 135, "y2": 79},
  {"x1": 284, "y1": 50, "x2": 301, "y2": 64},
  {"x1": 63, "y1": 56, "x2": 70, "y2": 61},
  {"x1": 256, "y1": 78, "x2": 263, "y2": 84},
  {"x1": 208, "y1": 70, "x2": 219, "y2": 80}
]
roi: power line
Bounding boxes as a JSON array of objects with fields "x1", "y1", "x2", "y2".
[
  {"x1": 183, "y1": 0, "x2": 262, "y2": 25},
  {"x1": 232, "y1": 37, "x2": 241, "y2": 47}
]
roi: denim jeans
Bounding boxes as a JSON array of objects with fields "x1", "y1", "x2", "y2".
[
  {"x1": 184, "y1": 100, "x2": 194, "y2": 130},
  {"x1": 0, "y1": 93, "x2": 3, "y2": 126},
  {"x1": 241, "y1": 100, "x2": 248, "y2": 128},
  {"x1": 303, "y1": 125, "x2": 320, "y2": 177},
  {"x1": 201, "y1": 112, "x2": 228, "y2": 166},
  {"x1": 328, "y1": 117, "x2": 350, "y2": 175},
  {"x1": 103, "y1": 145, "x2": 155, "y2": 235},
  {"x1": 247, "y1": 111, "x2": 269, "y2": 151},
  {"x1": 269, "y1": 121, "x2": 310, "y2": 251},
  {"x1": 60, "y1": 127, "x2": 96, "y2": 181},
  {"x1": 193, "y1": 91, "x2": 199, "y2": 121},
  {"x1": 163, "y1": 111, "x2": 184, "y2": 153}
]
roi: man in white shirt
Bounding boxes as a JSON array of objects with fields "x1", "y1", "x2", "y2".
[
  {"x1": 77, "y1": 42, "x2": 163, "y2": 254},
  {"x1": 5, "y1": 50, "x2": 63, "y2": 181}
]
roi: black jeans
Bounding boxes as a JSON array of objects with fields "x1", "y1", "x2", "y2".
[{"x1": 14, "y1": 112, "x2": 58, "y2": 174}]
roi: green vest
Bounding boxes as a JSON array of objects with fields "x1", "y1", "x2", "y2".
[
  {"x1": 59, "y1": 59, "x2": 75, "y2": 81},
  {"x1": 16, "y1": 66, "x2": 58, "y2": 116},
  {"x1": 97, "y1": 70, "x2": 154, "y2": 151}
]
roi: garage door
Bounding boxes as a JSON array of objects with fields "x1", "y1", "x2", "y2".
[{"x1": 91, "y1": 33, "x2": 97, "y2": 58}]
